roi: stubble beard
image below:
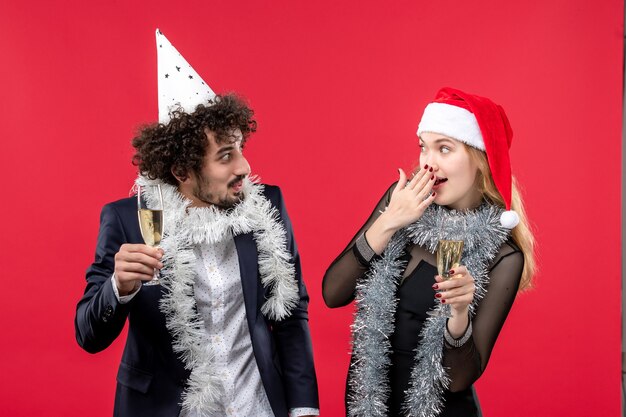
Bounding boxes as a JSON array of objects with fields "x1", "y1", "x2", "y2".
[{"x1": 193, "y1": 175, "x2": 246, "y2": 210}]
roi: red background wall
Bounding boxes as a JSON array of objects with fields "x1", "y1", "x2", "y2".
[{"x1": 0, "y1": 1, "x2": 622, "y2": 416}]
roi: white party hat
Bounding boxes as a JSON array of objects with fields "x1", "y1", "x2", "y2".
[{"x1": 156, "y1": 28, "x2": 216, "y2": 123}]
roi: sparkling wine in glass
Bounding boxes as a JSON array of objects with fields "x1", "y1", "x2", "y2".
[
  {"x1": 137, "y1": 184, "x2": 164, "y2": 286},
  {"x1": 428, "y1": 239, "x2": 464, "y2": 317},
  {"x1": 437, "y1": 240, "x2": 464, "y2": 279}
]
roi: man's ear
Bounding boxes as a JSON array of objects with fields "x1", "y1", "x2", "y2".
[{"x1": 171, "y1": 166, "x2": 191, "y2": 184}]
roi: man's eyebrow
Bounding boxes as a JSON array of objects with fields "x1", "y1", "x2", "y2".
[{"x1": 215, "y1": 145, "x2": 235, "y2": 154}]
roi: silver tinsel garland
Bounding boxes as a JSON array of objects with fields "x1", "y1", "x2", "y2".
[
  {"x1": 138, "y1": 176, "x2": 299, "y2": 416},
  {"x1": 348, "y1": 202, "x2": 510, "y2": 417}
]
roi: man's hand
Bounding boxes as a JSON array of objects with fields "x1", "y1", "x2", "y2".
[{"x1": 114, "y1": 244, "x2": 163, "y2": 295}]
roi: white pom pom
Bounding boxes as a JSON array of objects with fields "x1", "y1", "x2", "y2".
[{"x1": 500, "y1": 210, "x2": 519, "y2": 229}]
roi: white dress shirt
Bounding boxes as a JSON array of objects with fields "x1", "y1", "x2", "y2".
[{"x1": 182, "y1": 237, "x2": 273, "y2": 417}]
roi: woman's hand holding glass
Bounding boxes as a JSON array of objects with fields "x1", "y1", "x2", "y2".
[{"x1": 433, "y1": 266, "x2": 476, "y2": 335}]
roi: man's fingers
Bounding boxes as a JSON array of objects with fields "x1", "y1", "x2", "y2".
[
  {"x1": 116, "y1": 249, "x2": 163, "y2": 268},
  {"x1": 126, "y1": 252, "x2": 163, "y2": 268},
  {"x1": 119, "y1": 260, "x2": 159, "y2": 275},
  {"x1": 119, "y1": 243, "x2": 163, "y2": 259},
  {"x1": 115, "y1": 246, "x2": 163, "y2": 285}
]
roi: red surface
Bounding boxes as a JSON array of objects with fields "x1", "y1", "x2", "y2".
[{"x1": 0, "y1": 1, "x2": 622, "y2": 416}]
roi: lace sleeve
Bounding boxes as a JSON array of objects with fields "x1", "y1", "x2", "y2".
[
  {"x1": 443, "y1": 242, "x2": 524, "y2": 392},
  {"x1": 322, "y1": 183, "x2": 396, "y2": 308}
]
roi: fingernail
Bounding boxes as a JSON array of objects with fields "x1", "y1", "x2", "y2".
[
  {"x1": 441, "y1": 299, "x2": 446, "y2": 303},
  {"x1": 435, "y1": 293, "x2": 442, "y2": 298},
  {"x1": 424, "y1": 164, "x2": 429, "y2": 169},
  {"x1": 448, "y1": 269, "x2": 455, "y2": 275},
  {"x1": 431, "y1": 175, "x2": 434, "y2": 180},
  {"x1": 431, "y1": 192, "x2": 437, "y2": 198},
  {"x1": 158, "y1": 262, "x2": 164, "y2": 269},
  {"x1": 429, "y1": 167, "x2": 433, "y2": 172},
  {"x1": 432, "y1": 284, "x2": 439, "y2": 289}
]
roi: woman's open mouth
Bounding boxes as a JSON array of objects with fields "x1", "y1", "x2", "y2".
[{"x1": 433, "y1": 177, "x2": 448, "y2": 189}]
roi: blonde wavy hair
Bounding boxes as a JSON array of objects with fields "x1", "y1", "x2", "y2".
[{"x1": 465, "y1": 145, "x2": 536, "y2": 290}]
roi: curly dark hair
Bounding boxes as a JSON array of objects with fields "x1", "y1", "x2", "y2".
[{"x1": 132, "y1": 93, "x2": 257, "y2": 185}]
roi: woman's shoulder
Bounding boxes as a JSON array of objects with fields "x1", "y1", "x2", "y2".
[
  {"x1": 489, "y1": 238, "x2": 524, "y2": 272},
  {"x1": 500, "y1": 237, "x2": 521, "y2": 255}
]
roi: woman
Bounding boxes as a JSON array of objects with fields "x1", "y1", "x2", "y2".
[{"x1": 322, "y1": 87, "x2": 535, "y2": 417}]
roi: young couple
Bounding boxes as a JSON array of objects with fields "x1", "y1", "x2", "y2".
[{"x1": 75, "y1": 86, "x2": 534, "y2": 417}]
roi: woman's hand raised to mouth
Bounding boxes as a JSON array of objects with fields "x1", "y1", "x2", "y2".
[{"x1": 364, "y1": 167, "x2": 437, "y2": 255}]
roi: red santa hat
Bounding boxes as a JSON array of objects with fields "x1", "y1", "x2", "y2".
[{"x1": 417, "y1": 87, "x2": 519, "y2": 229}]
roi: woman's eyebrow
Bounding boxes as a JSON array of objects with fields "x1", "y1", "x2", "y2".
[{"x1": 421, "y1": 137, "x2": 455, "y2": 145}]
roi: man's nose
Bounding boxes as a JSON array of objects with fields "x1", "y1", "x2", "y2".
[{"x1": 235, "y1": 154, "x2": 251, "y2": 176}]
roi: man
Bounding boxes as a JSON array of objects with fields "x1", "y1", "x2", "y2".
[{"x1": 75, "y1": 31, "x2": 319, "y2": 417}]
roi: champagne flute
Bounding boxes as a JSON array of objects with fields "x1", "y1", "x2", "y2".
[
  {"x1": 437, "y1": 239, "x2": 464, "y2": 279},
  {"x1": 137, "y1": 184, "x2": 164, "y2": 286},
  {"x1": 428, "y1": 239, "x2": 464, "y2": 318}
]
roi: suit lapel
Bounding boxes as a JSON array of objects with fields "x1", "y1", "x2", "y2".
[{"x1": 234, "y1": 232, "x2": 260, "y2": 335}]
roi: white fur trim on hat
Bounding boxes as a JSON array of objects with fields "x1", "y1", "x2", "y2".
[{"x1": 417, "y1": 102, "x2": 485, "y2": 151}]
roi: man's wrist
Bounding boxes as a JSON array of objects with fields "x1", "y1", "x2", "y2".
[
  {"x1": 114, "y1": 274, "x2": 140, "y2": 296},
  {"x1": 118, "y1": 282, "x2": 140, "y2": 296},
  {"x1": 111, "y1": 275, "x2": 141, "y2": 303}
]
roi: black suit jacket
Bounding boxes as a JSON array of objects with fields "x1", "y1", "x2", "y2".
[{"x1": 75, "y1": 185, "x2": 319, "y2": 417}]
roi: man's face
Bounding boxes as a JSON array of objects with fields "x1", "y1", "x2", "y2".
[{"x1": 181, "y1": 129, "x2": 251, "y2": 209}]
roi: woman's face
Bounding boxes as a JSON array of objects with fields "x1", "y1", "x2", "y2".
[{"x1": 418, "y1": 132, "x2": 482, "y2": 210}]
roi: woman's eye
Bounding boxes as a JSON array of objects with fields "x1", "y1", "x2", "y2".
[
  {"x1": 440, "y1": 146, "x2": 450, "y2": 154},
  {"x1": 419, "y1": 144, "x2": 426, "y2": 152}
]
